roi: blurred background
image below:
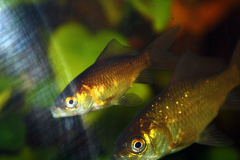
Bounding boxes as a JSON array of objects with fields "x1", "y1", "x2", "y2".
[{"x1": 0, "y1": 0, "x2": 240, "y2": 159}]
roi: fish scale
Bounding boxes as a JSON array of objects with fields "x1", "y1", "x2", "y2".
[
  {"x1": 86, "y1": 55, "x2": 147, "y2": 107},
  {"x1": 149, "y1": 66, "x2": 238, "y2": 150}
]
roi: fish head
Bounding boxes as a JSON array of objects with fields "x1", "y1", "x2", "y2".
[
  {"x1": 50, "y1": 83, "x2": 94, "y2": 118},
  {"x1": 110, "y1": 120, "x2": 171, "y2": 160}
]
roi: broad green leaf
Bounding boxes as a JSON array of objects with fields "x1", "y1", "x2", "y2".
[
  {"x1": 0, "y1": 147, "x2": 32, "y2": 160},
  {"x1": 0, "y1": 76, "x2": 13, "y2": 91},
  {"x1": 99, "y1": 0, "x2": 123, "y2": 27},
  {"x1": 0, "y1": 114, "x2": 25, "y2": 151},
  {"x1": 0, "y1": 89, "x2": 11, "y2": 112},
  {"x1": 24, "y1": 78, "x2": 58, "y2": 108},
  {"x1": 130, "y1": 0, "x2": 171, "y2": 32},
  {"x1": 32, "y1": 147, "x2": 58, "y2": 160},
  {"x1": 0, "y1": 146, "x2": 58, "y2": 160},
  {"x1": 208, "y1": 147, "x2": 239, "y2": 160},
  {"x1": 49, "y1": 23, "x2": 93, "y2": 92},
  {"x1": 0, "y1": 75, "x2": 13, "y2": 112}
]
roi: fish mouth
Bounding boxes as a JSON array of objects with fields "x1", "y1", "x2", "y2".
[
  {"x1": 109, "y1": 155, "x2": 121, "y2": 160},
  {"x1": 50, "y1": 106, "x2": 64, "y2": 118}
]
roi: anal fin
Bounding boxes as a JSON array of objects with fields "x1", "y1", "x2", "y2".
[
  {"x1": 134, "y1": 69, "x2": 154, "y2": 84},
  {"x1": 196, "y1": 125, "x2": 233, "y2": 146},
  {"x1": 116, "y1": 93, "x2": 142, "y2": 106}
]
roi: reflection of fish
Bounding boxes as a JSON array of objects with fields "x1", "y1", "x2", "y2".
[
  {"x1": 50, "y1": 25, "x2": 181, "y2": 118},
  {"x1": 110, "y1": 41, "x2": 240, "y2": 160}
]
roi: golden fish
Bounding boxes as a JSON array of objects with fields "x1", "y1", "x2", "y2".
[
  {"x1": 110, "y1": 41, "x2": 240, "y2": 159},
  {"x1": 50, "y1": 25, "x2": 181, "y2": 118}
]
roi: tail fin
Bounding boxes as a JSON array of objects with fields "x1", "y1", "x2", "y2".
[{"x1": 142, "y1": 25, "x2": 181, "y2": 69}]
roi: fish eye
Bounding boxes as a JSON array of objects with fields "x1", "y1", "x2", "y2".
[
  {"x1": 130, "y1": 137, "x2": 146, "y2": 153},
  {"x1": 65, "y1": 97, "x2": 78, "y2": 108}
]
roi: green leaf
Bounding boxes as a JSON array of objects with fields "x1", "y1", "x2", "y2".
[
  {"x1": 208, "y1": 147, "x2": 240, "y2": 160},
  {"x1": 32, "y1": 147, "x2": 58, "y2": 160},
  {"x1": 24, "y1": 78, "x2": 58, "y2": 108},
  {"x1": 0, "y1": 147, "x2": 32, "y2": 160},
  {"x1": 99, "y1": 0, "x2": 123, "y2": 26},
  {"x1": 130, "y1": 0, "x2": 171, "y2": 32},
  {"x1": 0, "y1": 114, "x2": 25, "y2": 151},
  {"x1": 0, "y1": 89, "x2": 11, "y2": 112},
  {"x1": 0, "y1": 147, "x2": 58, "y2": 160},
  {"x1": 0, "y1": 76, "x2": 13, "y2": 92}
]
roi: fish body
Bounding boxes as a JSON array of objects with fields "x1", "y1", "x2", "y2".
[
  {"x1": 51, "y1": 25, "x2": 181, "y2": 118},
  {"x1": 110, "y1": 42, "x2": 240, "y2": 159},
  {"x1": 53, "y1": 53, "x2": 150, "y2": 116}
]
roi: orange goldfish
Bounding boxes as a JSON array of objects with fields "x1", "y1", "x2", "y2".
[
  {"x1": 50, "y1": 25, "x2": 181, "y2": 118},
  {"x1": 110, "y1": 41, "x2": 240, "y2": 159}
]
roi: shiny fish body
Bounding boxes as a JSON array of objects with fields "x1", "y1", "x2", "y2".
[
  {"x1": 64, "y1": 53, "x2": 150, "y2": 111},
  {"x1": 51, "y1": 25, "x2": 181, "y2": 118},
  {"x1": 87, "y1": 56, "x2": 146, "y2": 108},
  {"x1": 111, "y1": 43, "x2": 240, "y2": 159},
  {"x1": 142, "y1": 65, "x2": 237, "y2": 155}
]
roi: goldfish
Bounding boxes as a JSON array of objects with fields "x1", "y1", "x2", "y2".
[
  {"x1": 110, "y1": 41, "x2": 240, "y2": 159},
  {"x1": 50, "y1": 25, "x2": 181, "y2": 118}
]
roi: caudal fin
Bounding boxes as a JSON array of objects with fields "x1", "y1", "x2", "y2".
[{"x1": 142, "y1": 25, "x2": 181, "y2": 69}]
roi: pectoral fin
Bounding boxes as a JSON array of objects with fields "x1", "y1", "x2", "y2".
[
  {"x1": 116, "y1": 93, "x2": 142, "y2": 106},
  {"x1": 220, "y1": 88, "x2": 240, "y2": 110},
  {"x1": 196, "y1": 125, "x2": 233, "y2": 146},
  {"x1": 172, "y1": 126, "x2": 198, "y2": 149}
]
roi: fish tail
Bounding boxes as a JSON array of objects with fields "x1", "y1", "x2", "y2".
[
  {"x1": 230, "y1": 40, "x2": 240, "y2": 81},
  {"x1": 142, "y1": 25, "x2": 181, "y2": 69}
]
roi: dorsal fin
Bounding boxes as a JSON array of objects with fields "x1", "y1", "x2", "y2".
[
  {"x1": 169, "y1": 51, "x2": 226, "y2": 84},
  {"x1": 95, "y1": 39, "x2": 139, "y2": 62}
]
